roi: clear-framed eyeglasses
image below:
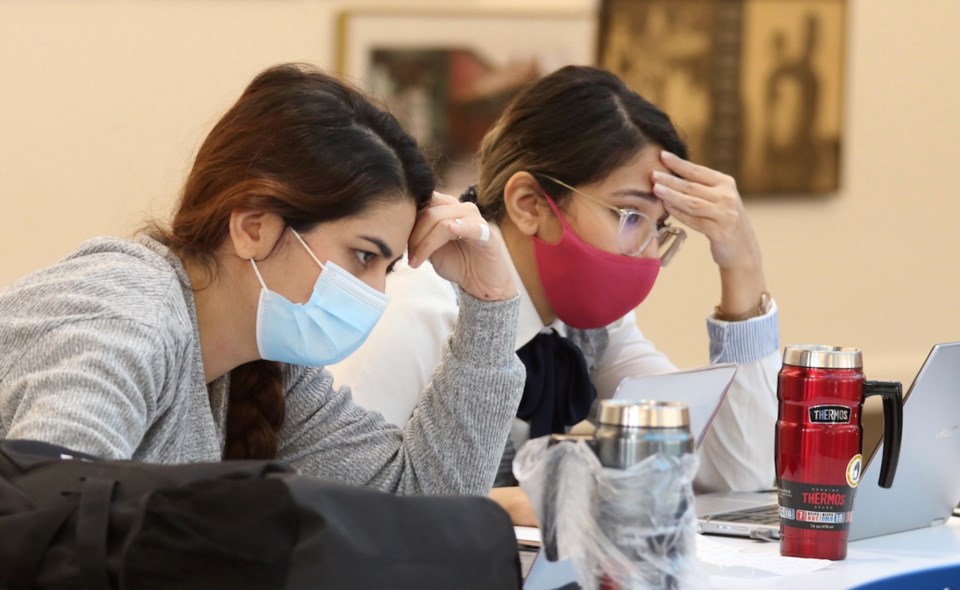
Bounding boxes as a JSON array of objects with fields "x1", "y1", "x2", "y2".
[{"x1": 537, "y1": 174, "x2": 687, "y2": 266}]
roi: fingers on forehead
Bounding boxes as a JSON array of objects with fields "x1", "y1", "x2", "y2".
[{"x1": 669, "y1": 158, "x2": 719, "y2": 183}]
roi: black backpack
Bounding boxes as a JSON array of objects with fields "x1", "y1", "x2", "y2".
[{"x1": 0, "y1": 439, "x2": 521, "y2": 589}]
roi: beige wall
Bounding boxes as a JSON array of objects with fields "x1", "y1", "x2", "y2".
[{"x1": 1, "y1": 0, "x2": 957, "y2": 387}]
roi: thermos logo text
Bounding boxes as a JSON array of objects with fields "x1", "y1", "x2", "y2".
[
  {"x1": 808, "y1": 405, "x2": 851, "y2": 424},
  {"x1": 801, "y1": 492, "x2": 846, "y2": 506}
]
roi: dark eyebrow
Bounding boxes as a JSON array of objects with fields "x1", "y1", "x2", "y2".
[{"x1": 359, "y1": 235, "x2": 393, "y2": 259}]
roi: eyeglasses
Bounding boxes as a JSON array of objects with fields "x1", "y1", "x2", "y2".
[{"x1": 536, "y1": 174, "x2": 686, "y2": 266}]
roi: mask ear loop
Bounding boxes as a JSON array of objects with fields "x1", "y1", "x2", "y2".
[
  {"x1": 249, "y1": 258, "x2": 269, "y2": 290},
  {"x1": 539, "y1": 192, "x2": 577, "y2": 234},
  {"x1": 288, "y1": 228, "x2": 326, "y2": 270},
  {"x1": 250, "y1": 228, "x2": 326, "y2": 289}
]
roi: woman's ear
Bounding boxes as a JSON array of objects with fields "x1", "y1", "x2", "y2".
[
  {"x1": 503, "y1": 172, "x2": 548, "y2": 237},
  {"x1": 227, "y1": 209, "x2": 287, "y2": 261}
]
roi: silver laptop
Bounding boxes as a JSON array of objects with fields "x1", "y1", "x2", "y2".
[
  {"x1": 697, "y1": 342, "x2": 960, "y2": 541},
  {"x1": 613, "y1": 363, "x2": 737, "y2": 448}
]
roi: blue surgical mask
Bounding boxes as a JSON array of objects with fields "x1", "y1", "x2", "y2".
[{"x1": 250, "y1": 228, "x2": 389, "y2": 366}]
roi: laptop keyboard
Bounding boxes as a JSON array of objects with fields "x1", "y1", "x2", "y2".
[{"x1": 709, "y1": 504, "x2": 780, "y2": 525}]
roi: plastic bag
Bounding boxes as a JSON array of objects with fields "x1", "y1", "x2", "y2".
[{"x1": 515, "y1": 437, "x2": 706, "y2": 590}]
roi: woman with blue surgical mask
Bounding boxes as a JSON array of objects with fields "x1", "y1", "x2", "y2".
[
  {"x1": 331, "y1": 66, "x2": 781, "y2": 524},
  {"x1": 0, "y1": 63, "x2": 524, "y2": 497}
]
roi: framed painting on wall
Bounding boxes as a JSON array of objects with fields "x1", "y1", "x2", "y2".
[
  {"x1": 336, "y1": 8, "x2": 596, "y2": 195},
  {"x1": 598, "y1": 0, "x2": 846, "y2": 195}
]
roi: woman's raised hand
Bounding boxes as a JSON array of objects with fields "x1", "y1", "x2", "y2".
[
  {"x1": 407, "y1": 192, "x2": 517, "y2": 302},
  {"x1": 651, "y1": 150, "x2": 762, "y2": 272},
  {"x1": 651, "y1": 150, "x2": 767, "y2": 317}
]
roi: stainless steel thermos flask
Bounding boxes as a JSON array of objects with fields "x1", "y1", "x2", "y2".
[
  {"x1": 594, "y1": 400, "x2": 694, "y2": 590},
  {"x1": 593, "y1": 399, "x2": 694, "y2": 469},
  {"x1": 539, "y1": 400, "x2": 696, "y2": 589}
]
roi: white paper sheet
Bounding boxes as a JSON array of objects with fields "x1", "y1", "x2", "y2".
[
  {"x1": 695, "y1": 535, "x2": 833, "y2": 576},
  {"x1": 518, "y1": 528, "x2": 833, "y2": 586}
]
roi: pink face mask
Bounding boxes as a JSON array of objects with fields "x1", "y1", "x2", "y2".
[{"x1": 533, "y1": 194, "x2": 660, "y2": 329}]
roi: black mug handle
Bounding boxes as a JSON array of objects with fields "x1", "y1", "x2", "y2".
[{"x1": 863, "y1": 380, "x2": 903, "y2": 489}]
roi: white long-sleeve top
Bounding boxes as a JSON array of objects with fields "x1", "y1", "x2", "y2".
[{"x1": 331, "y1": 231, "x2": 781, "y2": 493}]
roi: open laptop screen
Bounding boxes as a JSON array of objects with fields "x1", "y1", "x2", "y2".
[{"x1": 613, "y1": 363, "x2": 737, "y2": 448}]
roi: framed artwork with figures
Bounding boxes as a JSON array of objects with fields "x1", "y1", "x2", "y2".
[
  {"x1": 599, "y1": 0, "x2": 846, "y2": 195},
  {"x1": 336, "y1": 8, "x2": 596, "y2": 195}
]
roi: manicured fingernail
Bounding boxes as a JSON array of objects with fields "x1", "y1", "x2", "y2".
[
  {"x1": 408, "y1": 256, "x2": 419, "y2": 268},
  {"x1": 652, "y1": 170, "x2": 665, "y2": 180},
  {"x1": 661, "y1": 150, "x2": 676, "y2": 160},
  {"x1": 653, "y1": 183, "x2": 666, "y2": 196}
]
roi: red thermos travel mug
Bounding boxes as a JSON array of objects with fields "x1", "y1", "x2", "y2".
[{"x1": 776, "y1": 345, "x2": 903, "y2": 560}]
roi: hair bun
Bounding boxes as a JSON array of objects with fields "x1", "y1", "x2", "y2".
[{"x1": 460, "y1": 184, "x2": 479, "y2": 204}]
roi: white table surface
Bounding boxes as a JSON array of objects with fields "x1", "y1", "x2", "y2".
[
  {"x1": 521, "y1": 518, "x2": 960, "y2": 589},
  {"x1": 707, "y1": 517, "x2": 960, "y2": 589}
]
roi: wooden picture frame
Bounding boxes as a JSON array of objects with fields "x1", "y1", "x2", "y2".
[
  {"x1": 599, "y1": 0, "x2": 846, "y2": 195},
  {"x1": 336, "y1": 7, "x2": 596, "y2": 194}
]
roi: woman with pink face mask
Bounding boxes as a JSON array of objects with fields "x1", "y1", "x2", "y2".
[{"x1": 330, "y1": 66, "x2": 779, "y2": 523}]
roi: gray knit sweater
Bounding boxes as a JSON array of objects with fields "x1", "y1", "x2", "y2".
[{"x1": 0, "y1": 236, "x2": 524, "y2": 495}]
